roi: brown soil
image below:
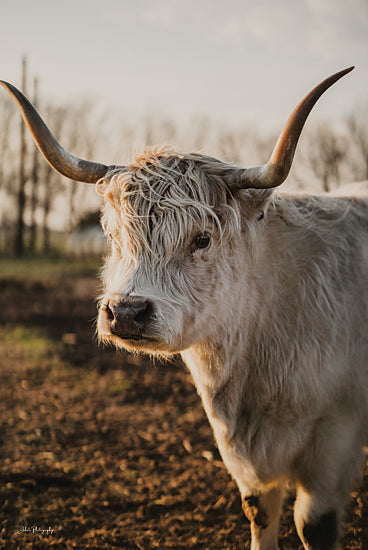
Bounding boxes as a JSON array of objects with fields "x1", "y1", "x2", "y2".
[{"x1": 0, "y1": 273, "x2": 367, "y2": 549}]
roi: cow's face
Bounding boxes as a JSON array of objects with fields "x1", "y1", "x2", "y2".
[{"x1": 96, "y1": 150, "x2": 265, "y2": 356}]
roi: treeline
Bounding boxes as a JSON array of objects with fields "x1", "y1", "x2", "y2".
[
  {"x1": 0, "y1": 59, "x2": 367, "y2": 256},
  {"x1": 0, "y1": 59, "x2": 107, "y2": 256}
]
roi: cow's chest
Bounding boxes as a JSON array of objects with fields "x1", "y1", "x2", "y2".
[
  {"x1": 203, "y1": 392, "x2": 295, "y2": 492},
  {"x1": 183, "y1": 351, "x2": 304, "y2": 493}
]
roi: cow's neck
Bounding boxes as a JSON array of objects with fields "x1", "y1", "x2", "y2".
[{"x1": 180, "y1": 203, "x2": 325, "y2": 439}]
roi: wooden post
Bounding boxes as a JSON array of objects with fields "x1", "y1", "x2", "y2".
[
  {"x1": 29, "y1": 76, "x2": 39, "y2": 252},
  {"x1": 14, "y1": 56, "x2": 28, "y2": 256}
]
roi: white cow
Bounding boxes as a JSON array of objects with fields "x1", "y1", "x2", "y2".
[{"x1": 2, "y1": 67, "x2": 366, "y2": 550}]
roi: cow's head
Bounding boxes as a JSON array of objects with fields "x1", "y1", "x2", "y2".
[
  {"x1": 96, "y1": 148, "x2": 259, "y2": 355},
  {"x1": 0, "y1": 68, "x2": 353, "y2": 355}
]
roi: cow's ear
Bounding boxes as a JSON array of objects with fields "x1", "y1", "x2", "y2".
[
  {"x1": 97, "y1": 178, "x2": 121, "y2": 208},
  {"x1": 235, "y1": 188, "x2": 273, "y2": 220}
]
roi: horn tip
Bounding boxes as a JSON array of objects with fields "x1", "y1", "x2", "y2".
[{"x1": 340, "y1": 66, "x2": 355, "y2": 77}]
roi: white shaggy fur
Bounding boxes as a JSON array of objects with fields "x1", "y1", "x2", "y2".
[{"x1": 97, "y1": 148, "x2": 368, "y2": 550}]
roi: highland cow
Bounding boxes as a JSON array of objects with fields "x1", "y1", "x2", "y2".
[{"x1": 2, "y1": 66, "x2": 367, "y2": 550}]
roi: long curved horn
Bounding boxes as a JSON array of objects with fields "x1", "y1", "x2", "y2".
[
  {"x1": 0, "y1": 80, "x2": 116, "y2": 183},
  {"x1": 230, "y1": 67, "x2": 354, "y2": 190}
]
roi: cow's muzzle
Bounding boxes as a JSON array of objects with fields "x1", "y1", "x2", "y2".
[{"x1": 99, "y1": 295, "x2": 154, "y2": 341}]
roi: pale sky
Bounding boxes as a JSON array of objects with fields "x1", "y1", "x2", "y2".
[{"x1": 1, "y1": 0, "x2": 367, "y2": 136}]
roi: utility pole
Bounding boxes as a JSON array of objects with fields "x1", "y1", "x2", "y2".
[
  {"x1": 29, "y1": 76, "x2": 39, "y2": 253},
  {"x1": 14, "y1": 56, "x2": 28, "y2": 256}
]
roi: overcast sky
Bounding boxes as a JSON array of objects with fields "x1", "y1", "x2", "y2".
[{"x1": 1, "y1": 0, "x2": 367, "y2": 135}]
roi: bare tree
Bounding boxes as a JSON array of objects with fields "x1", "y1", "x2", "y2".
[
  {"x1": 0, "y1": 90, "x2": 18, "y2": 253},
  {"x1": 192, "y1": 116, "x2": 211, "y2": 152},
  {"x1": 38, "y1": 105, "x2": 66, "y2": 253},
  {"x1": 217, "y1": 129, "x2": 244, "y2": 164},
  {"x1": 346, "y1": 108, "x2": 368, "y2": 181},
  {"x1": 36, "y1": 98, "x2": 105, "y2": 250},
  {"x1": 14, "y1": 56, "x2": 28, "y2": 256},
  {"x1": 142, "y1": 115, "x2": 177, "y2": 149},
  {"x1": 0, "y1": 79, "x2": 112, "y2": 254},
  {"x1": 0, "y1": 96, "x2": 15, "y2": 188},
  {"x1": 62, "y1": 99, "x2": 98, "y2": 231},
  {"x1": 307, "y1": 123, "x2": 347, "y2": 192},
  {"x1": 28, "y1": 77, "x2": 39, "y2": 252}
]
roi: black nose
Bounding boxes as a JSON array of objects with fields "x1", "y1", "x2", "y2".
[{"x1": 105, "y1": 296, "x2": 153, "y2": 340}]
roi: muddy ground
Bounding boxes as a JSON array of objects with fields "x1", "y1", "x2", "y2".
[{"x1": 0, "y1": 270, "x2": 367, "y2": 549}]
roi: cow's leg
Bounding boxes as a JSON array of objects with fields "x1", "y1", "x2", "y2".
[
  {"x1": 294, "y1": 487, "x2": 340, "y2": 550},
  {"x1": 293, "y1": 416, "x2": 366, "y2": 550},
  {"x1": 242, "y1": 485, "x2": 284, "y2": 550}
]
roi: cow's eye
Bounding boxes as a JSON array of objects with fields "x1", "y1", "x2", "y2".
[{"x1": 191, "y1": 232, "x2": 211, "y2": 253}]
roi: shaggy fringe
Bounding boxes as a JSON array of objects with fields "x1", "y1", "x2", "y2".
[{"x1": 97, "y1": 147, "x2": 242, "y2": 264}]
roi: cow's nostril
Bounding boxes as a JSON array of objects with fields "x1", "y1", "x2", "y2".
[
  {"x1": 134, "y1": 301, "x2": 153, "y2": 327},
  {"x1": 105, "y1": 302, "x2": 115, "y2": 322}
]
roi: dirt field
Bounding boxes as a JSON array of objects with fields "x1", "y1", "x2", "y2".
[{"x1": 0, "y1": 265, "x2": 367, "y2": 549}]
